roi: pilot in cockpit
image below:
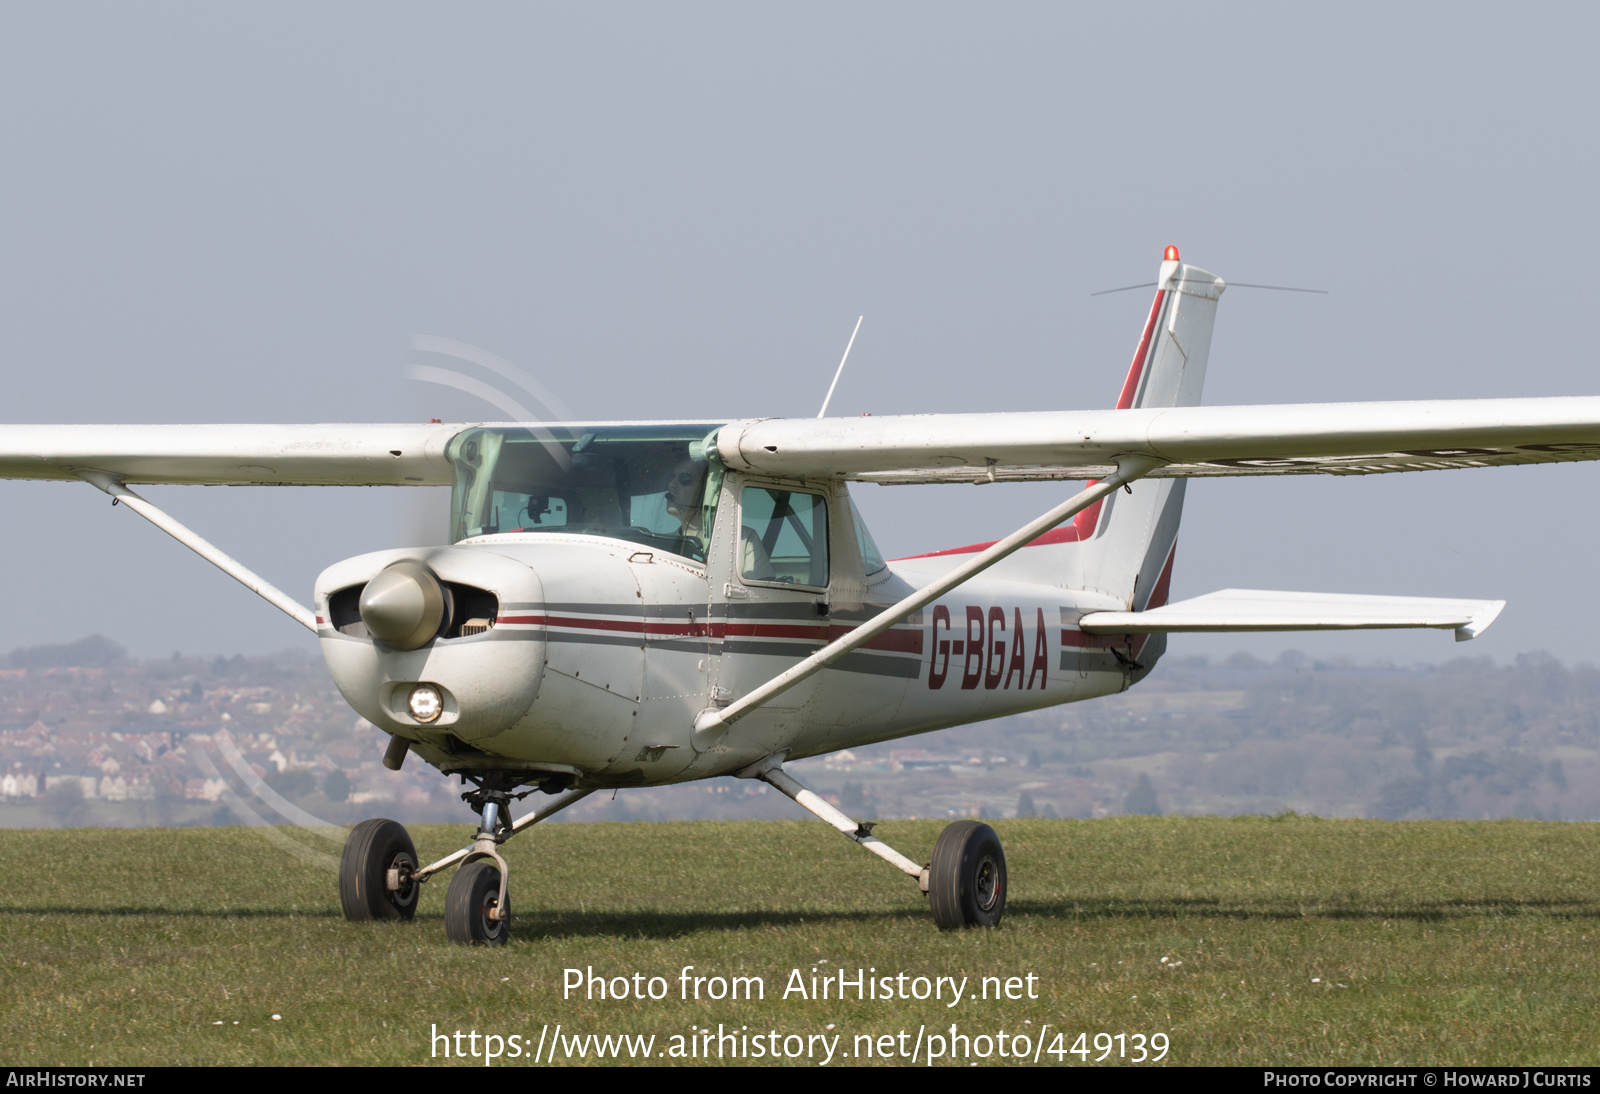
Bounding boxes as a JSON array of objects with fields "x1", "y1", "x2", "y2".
[
  {"x1": 664, "y1": 459, "x2": 708, "y2": 541},
  {"x1": 664, "y1": 458, "x2": 774, "y2": 578}
]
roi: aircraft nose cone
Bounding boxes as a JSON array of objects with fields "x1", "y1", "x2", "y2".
[{"x1": 359, "y1": 561, "x2": 448, "y2": 650}]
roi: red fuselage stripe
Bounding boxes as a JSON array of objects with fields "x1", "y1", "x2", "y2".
[
  {"x1": 1060, "y1": 629, "x2": 1128, "y2": 649},
  {"x1": 503, "y1": 614, "x2": 922, "y2": 654},
  {"x1": 1060, "y1": 629, "x2": 1152, "y2": 660}
]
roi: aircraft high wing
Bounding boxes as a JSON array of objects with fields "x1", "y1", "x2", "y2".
[
  {"x1": 0, "y1": 423, "x2": 458, "y2": 485},
  {"x1": 0, "y1": 246, "x2": 1587, "y2": 942},
  {"x1": 3, "y1": 396, "x2": 1599, "y2": 486}
]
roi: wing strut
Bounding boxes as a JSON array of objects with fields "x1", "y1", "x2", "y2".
[
  {"x1": 693, "y1": 454, "x2": 1167, "y2": 742},
  {"x1": 75, "y1": 471, "x2": 319, "y2": 633}
]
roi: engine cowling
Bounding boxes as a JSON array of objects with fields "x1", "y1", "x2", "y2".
[{"x1": 315, "y1": 546, "x2": 546, "y2": 746}]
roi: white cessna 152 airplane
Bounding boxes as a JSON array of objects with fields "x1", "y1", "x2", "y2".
[{"x1": 1, "y1": 246, "x2": 1590, "y2": 944}]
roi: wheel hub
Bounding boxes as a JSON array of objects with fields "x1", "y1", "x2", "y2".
[
  {"x1": 386, "y1": 852, "x2": 419, "y2": 908},
  {"x1": 973, "y1": 853, "x2": 1000, "y2": 912}
]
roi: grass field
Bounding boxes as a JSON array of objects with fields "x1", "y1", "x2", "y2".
[{"x1": 2, "y1": 815, "x2": 1598, "y2": 1066}]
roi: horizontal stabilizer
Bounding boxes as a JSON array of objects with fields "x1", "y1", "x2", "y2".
[{"x1": 1079, "y1": 588, "x2": 1505, "y2": 642}]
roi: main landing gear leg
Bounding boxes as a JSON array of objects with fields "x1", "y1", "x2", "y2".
[
  {"x1": 746, "y1": 755, "x2": 1007, "y2": 930},
  {"x1": 744, "y1": 756, "x2": 932, "y2": 888}
]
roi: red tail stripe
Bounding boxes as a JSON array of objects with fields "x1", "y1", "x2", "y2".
[{"x1": 1116, "y1": 288, "x2": 1167, "y2": 410}]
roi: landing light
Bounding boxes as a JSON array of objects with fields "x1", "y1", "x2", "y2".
[{"x1": 408, "y1": 684, "x2": 443, "y2": 723}]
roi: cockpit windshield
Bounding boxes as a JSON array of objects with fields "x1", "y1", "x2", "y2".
[{"x1": 446, "y1": 423, "x2": 727, "y2": 563}]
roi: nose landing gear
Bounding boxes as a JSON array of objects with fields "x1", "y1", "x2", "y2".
[
  {"x1": 439, "y1": 787, "x2": 514, "y2": 947},
  {"x1": 445, "y1": 860, "x2": 508, "y2": 945},
  {"x1": 339, "y1": 780, "x2": 595, "y2": 944}
]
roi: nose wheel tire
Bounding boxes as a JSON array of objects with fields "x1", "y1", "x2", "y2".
[
  {"x1": 339, "y1": 818, "x2": 419, "y2": 922},
  {"x1": 445, "y1": 860, "x2": 508, "y2": 945},
  {"x1": 927, "y1": 820, "x2": 1006, "y2": 930}
]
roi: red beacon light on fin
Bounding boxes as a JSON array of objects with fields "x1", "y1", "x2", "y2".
[{"x1": 1164, "y1": 245, "x2": 1180, "y2": 262}]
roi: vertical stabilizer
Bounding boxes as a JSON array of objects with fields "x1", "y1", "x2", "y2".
[{"x1": 993, "y1": 247, "x2": 1225, "y2": 612}]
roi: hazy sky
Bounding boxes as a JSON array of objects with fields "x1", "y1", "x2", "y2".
[{"x1": 1, "y1": 4, "x2": 1597, "y2": 665}]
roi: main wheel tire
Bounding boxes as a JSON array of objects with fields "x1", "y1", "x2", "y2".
[
  {"x1": 445, "y1": 860, "x2": 508, "y2": 946},
  {"x1": 339, "y1": 818, "x2": 419, "y2": 922},
  {"x1": 927, "y1": 820, "x2": 1006, "y2": 930}
]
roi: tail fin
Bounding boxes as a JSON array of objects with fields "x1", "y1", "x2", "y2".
[
  {"x1": 996, "y1": 246, "x2": 1224, "y2": 609},
  {"x1": 1112, "y1": 245, "x2": 1222, "y2": 415}
]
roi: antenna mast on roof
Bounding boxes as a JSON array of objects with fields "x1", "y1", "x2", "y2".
[{"x1": 817, "y1": 316, "x2": 864, "y2": 418}]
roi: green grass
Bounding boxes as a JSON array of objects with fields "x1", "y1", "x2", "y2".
[{"x1": 2, "y1": 816, "x2": 1598, "y2": 1066}]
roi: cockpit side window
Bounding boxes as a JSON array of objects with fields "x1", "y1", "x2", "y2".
[
  {"x1": 848, "y1": 491, "x2": 888, "y2": 575},
  {"x1": 739, "y1": 485, "x2": 829, "y2": 589}
]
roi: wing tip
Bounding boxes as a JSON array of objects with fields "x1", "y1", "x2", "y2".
[{"x1": 1455, "y1": 599, "x2": 1507, "y2": 641}]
